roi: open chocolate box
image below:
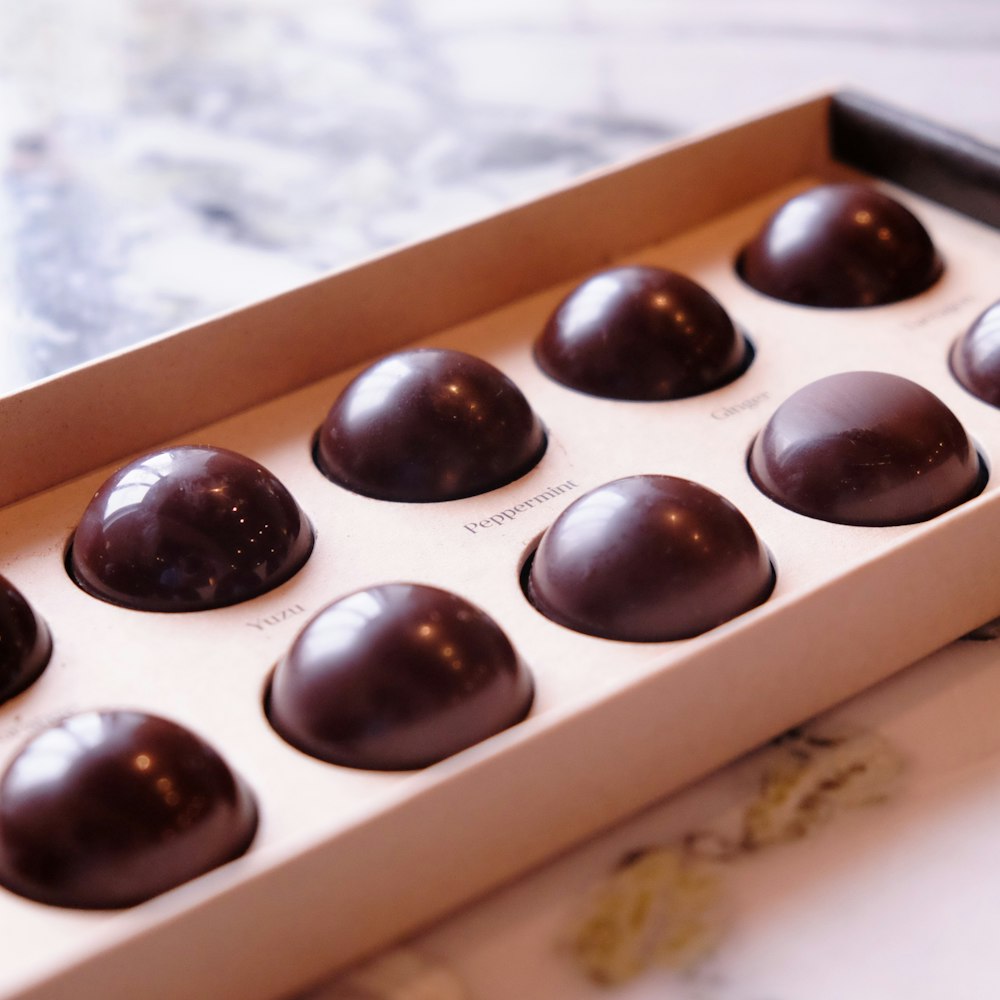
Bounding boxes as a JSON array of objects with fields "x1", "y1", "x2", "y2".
[{"x1": 2, "y1": 90, "x2": 1000, "y2": 999}]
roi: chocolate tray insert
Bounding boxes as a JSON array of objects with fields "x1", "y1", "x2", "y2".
[{"x1": 0, "y1": 91, "x2": 999, "y2": 1000}]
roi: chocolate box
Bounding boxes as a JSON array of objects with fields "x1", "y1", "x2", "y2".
[{"x1": 1, "y1": 90, "x2": 999, "y2": 999}]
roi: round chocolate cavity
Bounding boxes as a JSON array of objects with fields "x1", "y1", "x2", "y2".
[
  {"x1": 951, "y1": 300, "x2": 1000, "y2": 407},
  {"x1": 267, "y1": 583, "x2": 534, "y2": 770},
  {"x1": 0, "y1": 576, "x2": 51, "y2": 705},
  {"x1": 748, "y1": 371, "x2": 981, "y2": 526},
  {"x1": 738, "y1": 183, "x2": 942, "y2": 307},
  {"x1": 527, "y1": 475, "x2": 773, "y2": 642},
  {"x1": 535, "y1": 266, "x2": 749, "y2": 400},
  {"x1": 70, "y1": 445, "x2": 313, "y2": 612},
  {"x1": 315, "y1": 348, "x2": 546, "y2": 502},
  {"x1": 0, "y1": 710, "x2": 257, "y2": 909}
]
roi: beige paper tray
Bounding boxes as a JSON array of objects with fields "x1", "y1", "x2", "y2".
[{"x1": 2, "y1": 91, "x2": 1000, "y2": 999}]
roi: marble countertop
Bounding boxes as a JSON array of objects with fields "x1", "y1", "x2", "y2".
[
  {"x1": 3, "y1": 3, "x2": 1000, "y2": 997},
  {"x1": 2, "y1": 0, "x2": 1000, "y2": 391}
]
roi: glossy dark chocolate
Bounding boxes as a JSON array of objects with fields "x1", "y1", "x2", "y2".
[
  {"x1": 267, "y1": 583, "x2": 534, "y2": 770},
  {"x1": 749, "y1": 371, "x2": 981, "y2": 525},
  {"x1": 951, "y1": 300, "x2": 1000, "y2": 406},
  {"x1": 527, "y1": 475, "x2": 774, "y2": 642},
  {"x1": 0, "y1": 711, "x2": 257, "y2": 909},
  {"x1": 0, "y1": 576, "x2": 51, "y2": 705},
  {"x1": 70, "y1": 445, "x2": 313, "y2": 612},
  {"x1": 315, "y1": 348, "x2": 546, "y2": 502},
  {"x1": 535, "y1": 265, "x2": 748, "y2": 400},
  {"x1": 738, "y1": 183, "x2": 942, "y2": 307}
]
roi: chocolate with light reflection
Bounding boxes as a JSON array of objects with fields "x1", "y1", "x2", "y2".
[
  {"x1": 0, "y1": 576, "x2": 51, "y2": 704},
  {"x1": 527, "y1": 475, "x2": 773, "y2": 642},
  {"x1": 951, "y1": 300, "x2": 1000, "y2": 406},
  {"x1": 749, "y1": 371, "x2": 981, "y2": 526},
  {"x1": 738, "y1": 183, "x2": 942, "y2": 307},
  {"x1": 70, "y1": 445, "x2": 313, "y2": 612},
  {"x1": 0, "y1": 711, "x2": 258, "y2": 909},
  {"x1": 267, "y1": 584, "x2": 533, "y2": 770},
  {"x1": 535, "y1": 266, "x2": 749, "y2": 400},
  {"x1": 315, "y1": 348, "x2": 546, "y2": 502}
]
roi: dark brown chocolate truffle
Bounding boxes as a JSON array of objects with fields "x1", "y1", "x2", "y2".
[
  {"x1": 315, "y1": 348, "x2": 546, "y2": 502},
  {"x1": 738, "y1": 183, "x2": 942, "y2": 307},
  {"x1": 527, "y1": 475, "x2": 773, "y2": 642},
  {"x1": 267, "y1": 583, "x2": 533, "y2": 770},
  {"x1": 535, "y1": 266, "x2": 749, "y2": 400},
  {"x1": 0, "y1": 711, "x2": 257, "y2": 909},
  {"x1": 0, "y1": 576, "x2": 51, "y2": 705},
  {"x1": 951, "y1": 300, "x2": 1000, "y2": 407},
  {"x1": 749, "y1": 371, "x2": 981, "y2": 525},
  {"x1": 70, "y1": 446, "x2": 313, "y2": 612}
]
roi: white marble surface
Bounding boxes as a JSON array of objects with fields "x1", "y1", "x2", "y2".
[{"x1": 2, "y1": 0, "x2": 1000, "y2": 390}]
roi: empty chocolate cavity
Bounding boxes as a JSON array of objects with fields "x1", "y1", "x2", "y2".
[
  {"x1": 526, "y1": 475, "x2": 774, "y2": 642},
  {"x1": 0, "y1": 576, "x2": 51, "y2": 705},
  {"x1": 951, "y1": 299, "x2": 1000, "y2": 406},
  {"x1": 267, "y1": 583, "x2": 534, "y2": 770},
  {"x1": 535, "y1": 265, "x2": 749, "y2": 400},
  {"x1": 0, "y1": 710, "x2": 257, "y2": 909},
  {"x1": 748, "y1": 371, "x2": 981, "y2": 525},
  {"x1": 315, "y1": 348, "x2": 546, "y2": 502},
  {"x1": 738, "y1": 183, "x2": 942, "y2": 307},
  {"x1": 69, "y1": 446, "x2": 313, "y2": 612}
]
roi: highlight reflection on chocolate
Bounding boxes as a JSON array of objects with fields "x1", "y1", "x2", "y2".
[
  {"x1": 738, "y1": 183, "x2": 942, "y2": 307},
  {"x1": 951, "y1": 300, "x2": 1000, "y2": 407},
  {"x1": 0, "y1": 576, "x2": 51, "y2": 705},
  {"x1": 0, "y1": 711, "x2": 258, "y2": 909},
  {"x1": 535, "y1": 265, "x2": 749, "y2": 400},
  {"x1": 527, "y1": 475, "x2": 774, "y2": 642},
  {"x1": 267, "y1": 583, "x2": 534, "y2": 770},
  {"x1": 316, "y1": 348, "x2": 546, "y2": 502},
  {"x1": 749, "y1": 371, "x2": 981, "y2": 525},
  {"x1": 69, "y1": 446, "x2": 313, "y2": 612}
]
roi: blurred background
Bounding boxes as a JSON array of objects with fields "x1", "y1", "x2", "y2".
[{"x1": 2, "y1": 0, "x2": 999, "y2": 391}]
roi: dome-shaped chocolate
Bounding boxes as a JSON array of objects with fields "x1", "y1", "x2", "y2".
[
  {"x1": 70, "y1": 446, "x2": 313, "y2": 612},
  {"x1": 527, "y1": 475, "x2": 773, "y2": 642},
  {"x1": 749, "y1": 371, "x2": 981, "y2": 525},
  {"x1": 951, "y1": 299, "x2": 1000, "y2": 407},
  {"x1": 535, "y1": 266, "x2": 749, "y2": 400},
  {"x1": 268, "y1": 583, "x2": 533, "y2": 770},
  {"x1": 0, "y1": 711, "x2": 257, "y2": 909},
  {"x1": 315, "y1": 349, "x2": 546, "y2": 502},
  {"x1": 0, "y1": 576, "x2": 51, "y2": 704},
  {"x1": 738, "y1": 183, "x2": 942, "y2": 307}
]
